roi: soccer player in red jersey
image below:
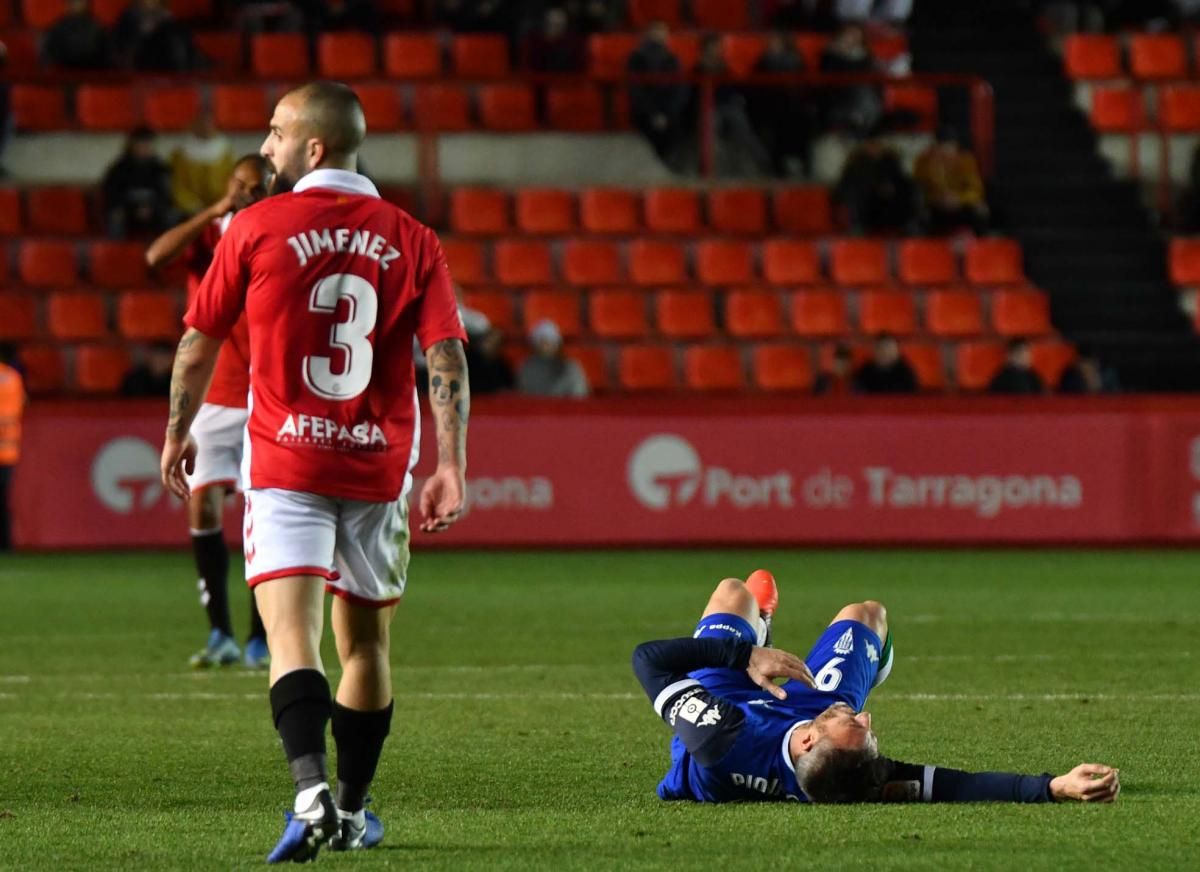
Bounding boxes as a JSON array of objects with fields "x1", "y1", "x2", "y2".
[
  {"x1": 159, "y1": 83, "x2": 470, "y2": 862},
  {"x1": 146, "y1": 154, "x2": 272, "y2": 670}
]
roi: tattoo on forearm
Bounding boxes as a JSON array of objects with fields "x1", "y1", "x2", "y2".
[
  {"x1": 166, "y1": 329, "x2": 210, "y2": 438},
  {"x1": 427, "y1": 339, "x2": 470, "y2": 466}
]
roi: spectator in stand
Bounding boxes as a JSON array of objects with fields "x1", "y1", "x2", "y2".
[
  {"x1": 1057, "y1": 344, "x2": 1120, "y2": 394},
  {"x1": 694, "y1": 34, "x2": 771, "y2": 176},
  {"x1": 914, "y1": 126, "x2": 990, "y2": 236},
  {"x1": 41, "y1": 0, "x2": 111, "y2": 70},
  {"x1": 628, "y1": 21, "x2": 690, "y2": 172},
  {"x1": 820, "y1": 23, "x2": 883, "y2": 136},
  {"x1": 564, "y1": 0, "x2": 624, "y2": 33},
  {"x1": 120, "y1": 341, "x2": 175, "y2": 397},
  {"x1": 170, "y1": 112, "x2": 235, "y2": 217},
  {"x1": 113, "y1": 0, "x2": 198, "y2": 71},
  {"x1": 306, "y1": 0, "x2": 380, "y2": 31},
  {"x1": 751, "y1": 30, "x2": 814, "y2": 178},
  {"x1": 988, "y1": 338, "x2": 1045, "y2": 395},
  {"x1": 524, "y1": 7, "x2": 585, "y2": 73},
  {"x1": 517, "y1": 320, "x2": 589, "y2": 398},
  {"x1": 102, "y1": 126, "x2": 176, "y2": 238},
  {"x1": 0, "y1": 343, "x2": 25, "y2": 553},
  {"x1": 232, "y1": 0, "x2": 306, "y2": 32},
  {"x1": 814, "y1": 344, "x2": 855, "y2": 395},
  {"x1": 435, "y1": 0, "x2": 516, "y2": 33},
  {"x1": 467, "y1": 327, "x2": 516, "y2": 395},
  {"x1": 833, "y1": 129, "x2": 918, "y2": 233},
  {"x1": 854, "y1": 334, "x2": 918, "y2": 394}
]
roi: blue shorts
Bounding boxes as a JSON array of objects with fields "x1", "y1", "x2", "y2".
[{"x1": 691, "y1": 613, "x2": 883, "y2": 712}]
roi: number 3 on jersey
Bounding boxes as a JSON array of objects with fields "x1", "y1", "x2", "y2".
[{"x1": 302, "y1": 273, "x2": 378, "y2": 400}]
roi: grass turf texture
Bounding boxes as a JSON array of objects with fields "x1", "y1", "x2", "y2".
[{"x1": 0, "y1": 550, "x2": 1197, "y2": 870}]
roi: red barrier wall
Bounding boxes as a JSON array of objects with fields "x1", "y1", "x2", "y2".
[{"x1": 12, "y1": 397, "x2": 1200, "y2": 549}]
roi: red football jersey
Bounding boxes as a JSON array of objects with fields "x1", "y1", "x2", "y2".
[
  {"x1": 185, "y1": 170, "x2": 466, "y2": 502},
  {"x1": 186, "y1": 216, "x2": 250, "y2": 409}
]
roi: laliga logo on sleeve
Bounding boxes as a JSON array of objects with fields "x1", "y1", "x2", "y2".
[
  {"x1": 627, "y1": 434, "x2": 702, "y2": 510},
  {"x1": 91, "y1": 437, "x2": 164, "y2": 513}
]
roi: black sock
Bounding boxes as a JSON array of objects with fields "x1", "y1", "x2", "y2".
[
  {"x1": 192, "y1": 530, "x2": 232, "y2": 637},
  {"x1": 270, "y1": 669, "x2": 332, "y2": 792},
  {"x1": 248, "y1": 595, "x2": 266, "y2": 643},
  {"x1": 331, "y1": 700, "x2": 393, "y2": 812}
]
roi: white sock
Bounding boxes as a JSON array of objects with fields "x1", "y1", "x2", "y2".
[
  {"x1": 756, "y1": 616, "x2": 768, "y2": 646},
  {"x1": 338, "y1": 807, "x2": 366, "y2": 825},
  {"x1": 294, "y1": 782, "x2": 329, "y2": 815}
]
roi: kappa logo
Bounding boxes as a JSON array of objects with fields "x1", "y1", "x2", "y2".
[
  {"x1": 91, "y1": 437, "x2": 164, "y2": 513},
  {"x1": 698, "y1": 706, "x2": 722, "y2": 727},
  {"x1": 865, "y1": 641, "x2": 879, "y2": 664},
  {"x1": 833, "y1": 628, "x2": 855, "y2": 656},
  {"x1": 626, "y1": 434, "x2": 794, "y2": 512}
]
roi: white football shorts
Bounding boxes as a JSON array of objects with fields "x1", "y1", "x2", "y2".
[
  {"x1": 242, "y1": 487, "x2": 412, "y2": 608},
  {"x1": 187, "y1": 403, "x2": 248, "y2": 493}
]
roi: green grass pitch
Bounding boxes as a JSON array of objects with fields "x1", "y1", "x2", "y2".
[{"x1": 1, "y1": 549, "x2": 1198, "y2": 870}]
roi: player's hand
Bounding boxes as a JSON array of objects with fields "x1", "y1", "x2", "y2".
[
  {"x1": 160, "y1": 434, "x2": 197, "y2": 501},
  {"x1": 1049, "y1": 764, "x2": 1120, "y2": 803},
  {"x1": 746, "y1": 646, "x2": 816, "y2": 700},
  {"x1": 419, "y1": 464, "x2": 465, "y2": 533}
]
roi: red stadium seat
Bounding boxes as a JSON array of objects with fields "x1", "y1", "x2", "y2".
[
  {"x1": 884, "y1": 84, "x2": 938, "y2": 130},
  {"x1": 629, "y1": 0, "x2": 683, "y2": 27},
  {"x1": 726, "y1": 289, "x2": 784, "y2": 339},
  {"x1": 655, "y1": 290, "x2": 716, "y2": 339},
  {"x1": 722, "y1": 34, "x2": 768, "y2": 78},
  {"x1": 691, "y1": 0, "x2": 748, "y2": 29},
  {"x1": 144, "y1": 86, "x2": 202, "y2": 131},
  {"x1": 1062, "y1": 34, "x2": 1120, "y2": 79},
  {"x1": 588, "y1": 288, "x2": 648, "y2": 339},
  {"x1": 318, "y1": 32, "x2": 377, "y2": 78},
  {"x1": 462, "y1": 289, "x2": 516, "y2": 333},
  {"x1": 868, "y1": 32, "x2": 909, "y2": 62},
  {"x1": 708, "y1": 189, "x2": 768, "y2": 235},
  {"x1": 954, "y1": 341, "x2": 1006, "y2": 391},
  {"x1": 76, "y1": 85, "x2": 139, "y2": 131},
  {"x1": 494, "y1": 241, "x2": 554, "y2": 285},
  {"x1": 117, "y1": 291, "x2": 179, "y2": 341},
  {"x1": 167, "y1": 0, "x2": 213, "y2": 20},
  {"x1": 684, "y1": 346, "x2": 744, "y2": 391},
  {"x1": 0, "y1": 294, "x2": 37, "y2": 341},
  {"x1": 751, "y1": 345, "x2": 814, "y2": 392},
  {"x1": 1090, "y1": 86, "x2": 1143, "y2": 132},
  {"x1": 193, "y1": 32, "x2": 244, "y2": 73},
  {"x1": 1031, "y1": 340, "x2": 1078, "y2": 387},
  {"x1": 926, "y1": 291, "x2": 984, "y2": 337},
  {"x1": 442, "y1": 239, "x2": 488, "y2": 285},
  {"x1": 89, "y1": 241, "x2": 148, "y2": 288},
  {"x1": 763, "y1": 240, "x2": 822, "y2": 285},
  {"x1": 11, "y1": 85, "x2": 68, "y2": 131},
  {"x1": 830, "y1": 239, "x2": 889, "y2": 286},
  {"x1": 630, "y1": 241, "x2": 688, "y2": 285},
  {"x1": 588, "y1": 33, "x2": 641, "y2": 79},
  {"x1": 21, "y1": 0, "x2": 66, "y2": 28},
  {"x1": 515, "y1": 189, "x2": 576, "y2": 235},
  {"x1": 452, "y1": 34, "x2": 509, "y2": 77},
  {"x1": 74, "y1": 345, "x2": 131, "y2": 393},
  {"x1": 1170, "y1": 238, "x2": 1200, "y2": 284},
  {"x1": 580, "y1": 188, "x2": 640, "y2": 234},
  {"x1": 251, "y1": 33, "x2": 310, "y2": 78},
  {"x1": 644, "y1": 188, "x2": 702, "y2": 234},
  {"x1": 566, "y1": 345, "x2": 610, "y2": 391},
  {"x1": 478, "y1": 84, "x2": 538, "y2": 131},
  {"x1": 1159, "y1": 85, "x2": 1200, "y2": 133},
  {"x1": 618, "y1": 344, "x2": 677, "y2": 391},
  {"x1": 773, "y1": 187, "x2": 834, "y2": 235},
  {"x1": 354, "y1": 84, "x2": 405, "y2": 132},
  {"x1": 26, "y1": 187, "x2": 88, "y2": 235},
  {"x1": 696, "y1": 240, "x2": 754, "y2": 286},
  {"x1": 412, "y1": 85, "x2": 473, "y2": 130},
  {"x1": 965, "y1": 238, "x2": 1024, "y2": 285},
  {"x1": 790, "y1": 290, "x2": 848, "y2": 337},
  {"x1": 546, "y1": 85, "x2": 606, "y2": 131},
  {"x1": 563, "y1": 240, "x2": 623, "y2": 285},
  {"x1": 858, "y1": 291, "x2": 917, "y2": 336},
  {"x1": 19, "y1": 241, "x2": 78, "y2": 286},
  {"x1": 1129, "y1": 34, "x2": 1186, "y2": 80},
  {"x1": 991, "y1": 290, "x2": 1052, "y2": 336},
  {"x1": 384, "y1": 33, "x2": 443, "y2": 78},
  {"x1": 901, "y1": 342, "x2": 946, "y2": 391},
  {"x1": 0, "y1": 188, "x2": 21, "y2": 236},
  {"x1": 19, "y1": 345, "x2": 66, "y2": 393},
  {"x1": 668, "y1": 33, "x2": 702, "y2": 69},
  {"x1": 898, "y1": 238, "x2": 957, "y2": 285},
  {"x1": 449, "y1": 188, "x2": 509, "y2": 235},
  {"x1": 48, "y1": 292, "x2": 107, "y2": 340},
  {"x1": 213, "y1": 85, "x2": 268, "y2": 131},
  {"x1": 523, "y1": 290, "x2": 582, "y2": 337}
]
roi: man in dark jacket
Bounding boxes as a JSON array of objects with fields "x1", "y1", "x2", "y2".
[
  {"x1": 102, "y1": 126, "x2": 176, "y2": 238},
  {"x1": 752, "y1": 31, "x2": 813, "y2": 177},
  {"x1": 41, "y1": 0, "x2": 111, "y2": 69},
  {"x1": 627, "y1": 21, "x2": 690, "y2": 169},
  {"x1": 854, "y1": 334, "x2": 917, "y2": 394},
  {"x1": 988, "y1": 338, "x2": 1045, "y2": 395}
]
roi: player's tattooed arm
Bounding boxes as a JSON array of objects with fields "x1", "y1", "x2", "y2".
[
  {"x1": 166, "y1": 328, "x2": 222, "y2": 439},
  {"x1": 426, "y1": 338, "x2": 470, "y2": 468}
]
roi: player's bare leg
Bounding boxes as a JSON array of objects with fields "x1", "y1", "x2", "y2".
[
  {"x1": 830, "y1": 600, "x2": 893, "y2": 688},
  {"x1": 255, "y1": 576, "x2": 338, "y2": 863},
  {"x1": 327, "y1": 597, "x2": 395, "y2": 851},
  {"x1": 701, "y1": 576, "x2": 776, "y2": 646}
]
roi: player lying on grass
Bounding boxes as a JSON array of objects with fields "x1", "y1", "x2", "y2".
[{"x1": 632, "y1": 572, "x2": 1120, "y2": 804}]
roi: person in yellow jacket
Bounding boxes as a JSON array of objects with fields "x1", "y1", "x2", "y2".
[
  {"x1": 170, "y1": 112, "x2": 234, "y2": 216},
  {"x1": 0, "y1": 343, "x2": 25, "y2": 553},
  {"x1": 913, "y1": 126, "x2": 990, "y2": 235}
]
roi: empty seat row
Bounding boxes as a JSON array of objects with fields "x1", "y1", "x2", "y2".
[
  {"x1": 441, "y1": 236, "x2": 1026, "y2": 288},
  {"x1": 1064, "y1": 33, "x2": 1197, "y2": 80},
  {"x1": 1087, "y1": 83, "x2": 1200, "y2": 132},
  {"x1": 465, "y1": 287, "x2": 1053, "y2": 341},
  {"x1": 2, "y1": 239, "x2": 155, "y2": 286},
  {"x1": 0, "y1": 290, "x2": 181, "y2": 342}
]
